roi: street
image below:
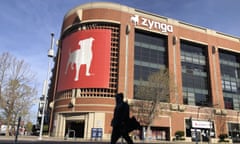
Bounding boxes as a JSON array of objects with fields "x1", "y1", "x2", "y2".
[
  {"x1": 0, "y1": 136, "x2": 97, "y2": 144},
  {"x1": 0, "y1": 136, "x2": 197, "y2": 144}
]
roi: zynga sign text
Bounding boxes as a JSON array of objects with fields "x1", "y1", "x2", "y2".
[{"x1": 131, "y1": 15, "x2": 173, "y2": 33}]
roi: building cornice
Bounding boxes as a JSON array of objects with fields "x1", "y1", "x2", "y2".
[{"x1": 64, "y1": 2, "x2": 240, "y2": 43}]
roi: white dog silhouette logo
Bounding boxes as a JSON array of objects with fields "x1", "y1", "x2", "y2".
[
  {"x1": 65, "y1": 37, "x2": 94, "y2": 81},
  {"x1": 131, "y1": 15, "x2": 139, "y2": 25}
]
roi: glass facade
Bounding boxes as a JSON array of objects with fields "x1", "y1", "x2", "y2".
[
  {"x1": 219, "y1": 49, "x2": 240, "y2": 110},
  {"x1": 181, "y1": 40, "x2": 211, "y2": 106},
  {"x1": 134, "y1": 30, "x2": 168, "y2": 100},
  {"x1": 228, "y1": 123, "x2": 240, "y2": 142}
]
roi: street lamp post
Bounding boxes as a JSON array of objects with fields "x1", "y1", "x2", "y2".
[
  {"x1": 0, "y1": 81, "x2": 2, "y2": 99},
  {"x1": 39, "y1": 33, "x2": 55, "y2": 140}
]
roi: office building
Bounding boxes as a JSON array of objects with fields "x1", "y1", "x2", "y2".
[{"x1": 47, "y1": 2, "x2": 240, "y2": 142}]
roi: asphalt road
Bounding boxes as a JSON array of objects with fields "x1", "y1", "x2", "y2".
[
  {"x1": 0, "y1": 136, "x2": 105, "y2": 144},
  {"x1": 0, "y1": 140, "x2": 81, "y2": 144},
  {"x1": 0, "y1": 136, "x2": 205, "y2": 144},
  {"x1": 0, "y1": 138, "x2": 109, "y2": 144},
  {"x1": 0, "y1": 140, "x2": 193, "y2": 144},
  {"x1": 0, "y1": 140, "x2": 164, "y2": 144},
  {"x1": 0, "y1": 140, "x2": 204, "y2": 144}
]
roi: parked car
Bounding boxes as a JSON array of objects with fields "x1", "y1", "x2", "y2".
[{"x1": 0, "y1": 125, "x2": 11, "y2": 136}]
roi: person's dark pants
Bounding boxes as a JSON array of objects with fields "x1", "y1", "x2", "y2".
[{"x1": 111, "y1": 126, "x2": 133, "y2": 144}]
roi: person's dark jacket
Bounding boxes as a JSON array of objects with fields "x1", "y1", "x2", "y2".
[{"x1": 111, "y1": 101, "x2": 130, "y2": 127}]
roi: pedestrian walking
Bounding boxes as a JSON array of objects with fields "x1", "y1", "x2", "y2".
[{"x1": 111, "y1": 93, "x2": 133, "y2": 144}]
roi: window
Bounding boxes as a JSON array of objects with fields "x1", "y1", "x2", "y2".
[
  {"x1": 134, "y1": 30, "x2": 168, "y2": 100},
  {"x1": 181, "y1": 40, "x2": 211, "y2": 106},
  {"x1": 195, "y1": 93, "x2": 208, "y2": 106},
  {"x1": 219, "y1": 49, "x2": 240, "y2": 110},
  {"x1": 228, "y1": 123, "x2": 240, "y2": 143},
  {"x1": 224, "y1": 97, "x2": 233, "y2": 109}
]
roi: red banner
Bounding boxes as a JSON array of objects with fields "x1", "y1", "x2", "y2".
[{"x1": 57, "y1": 29, "x2": 111, "y2": 92}]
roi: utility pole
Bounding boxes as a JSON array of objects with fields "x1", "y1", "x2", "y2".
[{"x1": 39, "y1": 33, "x2": 55, "y2": 140}]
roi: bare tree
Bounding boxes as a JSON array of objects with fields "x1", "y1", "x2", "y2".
[
  {"x1": 0, "y1": 52, "x2": 37, "y2": 136},
  {"x1": 130, "y1": 69, "x2": 174, "y2": 137}
]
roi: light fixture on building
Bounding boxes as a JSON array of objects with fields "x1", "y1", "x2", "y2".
[
  {"x1": 68, "y1": 102, "x2": 74, "y2": 108},
  {"x1": 173, "y1": 35, "x2": 177, "y2": 45},
  {"x1": 212, "y1": 46, "x2": 216, "y2": 54},
  {"x1": 126, "y1": 24, "x2": 131, "y2": 35}
]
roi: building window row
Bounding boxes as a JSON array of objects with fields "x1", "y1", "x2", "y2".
[
  {"x1": 219, "y1": 49, "x2": 240, "y2": 110},
  {"x1": 181, "y1": 40, "x2": 211, "y2": 107},
  {"x1": 222, "y1": 79, "x2": 238, "y2": 92},
  {"x1": 133, "y1": 29, "x2": 240, "y2": 109},
  {"x1": 134, "y1": 65, "x2": 162, "y2": 81},
  {"x1": 181, "y1": 51, "x2": 206, "y2": 66},
  {"x1": 134, "y1": 30, "x2": 168, "y2": 100},
  {"x1": 135, "y1": 46, "x2": 167, "y2": 64}
]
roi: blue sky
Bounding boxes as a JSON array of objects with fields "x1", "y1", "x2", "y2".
[{"x1": 1, "y1": 0, "x2": 240, "y2": 121}]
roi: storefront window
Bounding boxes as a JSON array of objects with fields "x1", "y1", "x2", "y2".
[
  {"x1": 228, "y1": 123, "x2": 240, "y2": 142},
  {"x1": 185, "y1": 119, "x2": 215, "y2": 142}
]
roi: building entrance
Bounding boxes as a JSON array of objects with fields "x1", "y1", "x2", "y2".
[
  {"x1": 185, "y1": 119, "x2": 215, "y2": 142},
  {"x1": 139, "y1": 126, "x2": 170, "y2": 141},
  {"x1": 65, "y1": 120, "x2": 85, "y2": 138},
  {"x1": 151, "y1": 127, "x2": 170, "y2": 141}
]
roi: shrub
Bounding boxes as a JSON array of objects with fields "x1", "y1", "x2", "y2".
[
  {"x1": 218, "y1": 134, "x2": 228, "y2": 142},
  {"x1": 175, "y1": 130, "x2": 184, "y2": 137},
  {"x1": 175, "y1": 130, "x2": 184, "y2": 140}
]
